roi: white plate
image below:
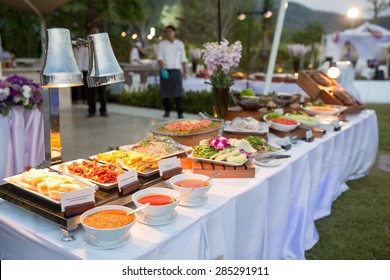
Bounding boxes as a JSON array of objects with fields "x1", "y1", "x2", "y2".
[
  {"x1": 3, "y1": 173, "x2": 61, "y2": 205},
  {"x1": 252, "y1": 158, "x2": 282, "y2": 167},
  {"x1": 137, "y1": 210, "x2": 178, "y2": 226},
  {"x1": 90, "y1": 151, "x2": 159, "y2": 177},
  {"x1": 187, "y1": 154, "x2": 249, "y2": 167},
  {"x1": 303, "y1": 105, "x2": 347, "y2": 116},
  {"x1": 179, "y1": 195, "x2": 208, "y2": 207},
  {"x1": 82, "y1": 232, "x2": 131, "y2": 250},
  {"x1": 119, "y1": 143, "x2": 192, "y2": 158},
  {"x1": 223, "y1": 121, "x2": 269, "y2": 134},
  {"x1": 51, "y1": 159, "x2": 118, "y2": 190}
]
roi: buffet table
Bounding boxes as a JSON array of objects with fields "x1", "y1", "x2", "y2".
[{"x1": 0, "y1": 110, "x2": 378, "y2": 259}]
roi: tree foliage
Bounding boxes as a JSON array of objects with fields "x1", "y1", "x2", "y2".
[
  {"x1": 0, "y1": 5, "x2": 41, "y2": 57},
  {"x1": 365, "y1": 0, "x2": 390, "y2": 22}
]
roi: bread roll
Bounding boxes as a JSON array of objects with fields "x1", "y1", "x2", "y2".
[
  {"x1": 312, "y1": 72, "x2": 333, "y2": 87},
  {"x1": 333, "y1": 87, "x2": 356, "y2": 105}
]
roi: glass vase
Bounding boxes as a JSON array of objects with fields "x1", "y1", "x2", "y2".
[{"x1": 212, "y1": 87, "x2": 230, "y2": 119}]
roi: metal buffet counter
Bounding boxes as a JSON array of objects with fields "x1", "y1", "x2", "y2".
[{"x1": 0, "y1": 110, "x2": 378, "y2": 259}]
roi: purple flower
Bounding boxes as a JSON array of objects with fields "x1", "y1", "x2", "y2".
[
  {"x1": 287, "y1": 44, "x2": 310, "y2": 58},
  {"x1": 0, "y1": 74, "x2": 43, "y2": 115},
  {"x1": 209, "y1": 136, "x2": 230, "y2": 150},
  {"x1": 202, "y1": 40, "x2": 242, "y2": 88}
]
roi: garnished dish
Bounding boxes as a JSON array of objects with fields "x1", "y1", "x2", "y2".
[
  {"x1": 92, "y1": 150, "x2": 159, "y2": 176},
  {"x1": 4, "y1": 168, "x2": 92, "y2": 203},
  {"x1": 263, "y1": 112, "x2": 300, "y2": 132},
  {"x1": 119, "y1": 136, "x2": 191, "y2": 158},
  {"x1": 285, "y1": 113, "x2": 319, "y2": 129},
  {"x1": 244, "y1": 135, "x2": 280, "y2": 154},
  {"x1": 303, "y1": 105, "x2": 346, "y2": 116},
  {"x1": 224, "y1": 117, "x2": 269, "y2": 134},
  {"x1": 189, "y1": 136, "x2": 256, "y2": 166},
  {"x1": 150, "y1": 118, "x2": 221, "y2": 136},
  {"x1": 51, "y1": 158, "x2": 124, "y2": 189}
]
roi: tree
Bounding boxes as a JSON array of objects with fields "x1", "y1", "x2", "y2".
[
  {"x1": 46, "y1": 0, "x2": 144, "y2": 61},
  {"x1": 365, "y1": 0, "x2": 390, "y2": 22},
  {"x1": 0, "y1": 5, "x2": 41, "y2": 57}
]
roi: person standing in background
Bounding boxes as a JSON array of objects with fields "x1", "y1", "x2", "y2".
[
  {"x1": 130, "y1": 41, "x2": 143, "y2": 64},
  {"x1": 87, "y1": 25, "x2": 108, "y2": 118},
  {"x1": 157, "y1": 25, "x2": 187, "y2": 119},
  {"x1": 72, "y1": 44, "x2": 88, "y2": 104}
]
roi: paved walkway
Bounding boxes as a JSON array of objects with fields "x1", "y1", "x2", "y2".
[{"x1": 60, "y1": 103, "x2": 198, "y2": 162}]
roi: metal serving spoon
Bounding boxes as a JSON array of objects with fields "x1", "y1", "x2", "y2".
[{"x1": 127, "y1": 202, "x2": 150, "y2": 216}]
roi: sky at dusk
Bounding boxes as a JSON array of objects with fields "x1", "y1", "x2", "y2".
[{"x1": 289, "y1": 0, "x2": 390, "y2": 18}]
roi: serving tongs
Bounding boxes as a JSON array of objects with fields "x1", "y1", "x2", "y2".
[{"x1": 198, "y1": 112, "x2": 223, "y2": 122}]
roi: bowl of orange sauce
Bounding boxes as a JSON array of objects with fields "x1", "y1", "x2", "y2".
[
  {"x1": 132, "y1": 187, "x2": 180, "y2": 221},
  {"x1": 169, "y1": 173, "x2": 212, "y2": 205},
  {"x1": 80, "y1": 205, "x2": 136, "y2": 244}
]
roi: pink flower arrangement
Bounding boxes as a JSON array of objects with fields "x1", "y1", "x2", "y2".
[
  {"x1": 287, "y1": 44, "x2": 310, "y2": 58},
  {"x1": 202, "y1": 40, "x2": 242, "y2": 88},
  {"x1": 0, "y1": 74, "x2": 42, "y2": 116},
  {"x1": 209, "y1": 136, "x2": 229, "y2": 150}
]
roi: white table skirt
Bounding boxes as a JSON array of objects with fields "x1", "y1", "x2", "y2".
[
  {"x1": 0, "y1": 110, "x2": 378, "y2": 260},
  {"x1": 0, "y1": 106, "x2": 45, "y2": 183}
]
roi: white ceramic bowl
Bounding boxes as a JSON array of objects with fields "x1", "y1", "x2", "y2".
[
  {"x1": 263, "y1": 114, "x2": 299, "y2": 132},
  {"x1": 169, "y1": 173, "x2": 212, "y2": 203},
  {"x1": 80, "y1": 205, "x2": 136, "y2": 244},
  {"x1": 132, "y1": 187, "x2": 180, "y2": 221}
]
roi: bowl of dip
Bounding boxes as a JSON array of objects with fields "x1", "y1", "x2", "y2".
[
  {"x1": 169, "y1": 173, "x2": 212, "y2": 205},
  {"x1": 132, "y1": 187, "x2": 180, "y2": 221},
  {"x1": 80, "y1": 205, "x2": 136, "y2": 244}
]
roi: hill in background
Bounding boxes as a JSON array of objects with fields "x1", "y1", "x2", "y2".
[{"x1": 277, "y1": 1, "x2": 390, "y2": 33}]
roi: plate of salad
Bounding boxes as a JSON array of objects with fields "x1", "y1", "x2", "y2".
[{"x1": 188, "y1": 136, "x2": 256, "y2": 166}]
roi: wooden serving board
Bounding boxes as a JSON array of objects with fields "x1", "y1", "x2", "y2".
[{"x1": 180, "y1": 157, "x2": 255, "y2": 178}]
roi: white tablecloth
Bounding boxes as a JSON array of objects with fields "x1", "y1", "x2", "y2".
[
  {"x1": 0, "y1": 110, "x2": 378, "y2": 260},
  {"x1": 0, "y1": 106, "x2": 45, "y2": 183}
]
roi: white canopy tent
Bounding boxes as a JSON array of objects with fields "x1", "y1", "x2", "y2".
[{"x1": 325, "y1": 22, "x2": 390, "y2": 76}]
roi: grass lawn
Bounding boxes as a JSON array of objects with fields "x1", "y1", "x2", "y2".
[{"x1": 306, "y1": 104, "x2": 390, "y2": 260}]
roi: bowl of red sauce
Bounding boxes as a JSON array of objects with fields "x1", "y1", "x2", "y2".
[
  {"x1": 263, "y1": 114, "x2": 300, "y2": 132},
  {"x1": 132, "y1": 187, "x2": 180, "y2": 221},
  {"x1": 80, "y1": 205, "x2": 136, "y2": 244},
  {"x1": 169, "y1": 173, "x2": 212, "y2": 205}
]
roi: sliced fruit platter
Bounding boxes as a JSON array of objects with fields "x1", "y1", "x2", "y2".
[
  {"x1": 188, "y1": 136, "x2": 258, "y2": 166},
  {"x1": 3, "y1": 168, "x2": 94, "y2": 203},
  {"x1": 51, "y1": 158, "x2": 125, "y2": 189},
  {"x1": 119, "y1": 136, "x2": 191, "y2": 158},
  {"x1": 91, "y1": 150, "x2": 160, "y2": 177},
  {"x1": 150, "y1": 118, "x2": 222, "y2": 136}
]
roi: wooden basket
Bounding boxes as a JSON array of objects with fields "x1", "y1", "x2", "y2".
[{"x1": 297, "y1": 70, "x2": 364, "y2": 115}]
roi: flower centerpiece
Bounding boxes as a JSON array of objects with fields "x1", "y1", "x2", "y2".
[
  {"x1": 0, "y1": 74, "x2": 43, "y2": 116},
  {"x1": 202, "y1": 40, "x2": 242, "y2": 118},
  {"x1": 287, "y1": 44, "x2": 310, "y2": 73}
]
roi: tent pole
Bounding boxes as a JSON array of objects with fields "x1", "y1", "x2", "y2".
[{"x1": 263, "y1": 0, "x2": 288, "y2": 95}]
